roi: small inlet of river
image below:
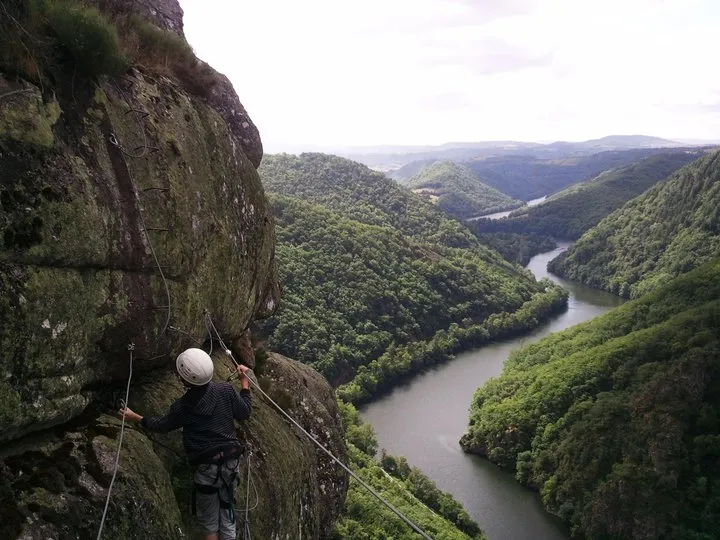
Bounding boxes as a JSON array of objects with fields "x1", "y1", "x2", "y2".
[{"x1": 361, "y1": 243, "x2": 625, "y2": 540}]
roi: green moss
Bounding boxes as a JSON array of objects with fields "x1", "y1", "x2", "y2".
[
  {"x1": 0, "y1": 382, "x2": 23, "y2": 426},
  {"x1": 0, "y1": 91, "x2": 61, "y2": 147}
]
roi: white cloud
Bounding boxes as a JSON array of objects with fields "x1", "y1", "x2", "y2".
[{"x1": 180, "y1": 0, "x2": 720, "y2": 150}]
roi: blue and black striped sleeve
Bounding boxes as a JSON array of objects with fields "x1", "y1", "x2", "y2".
[
  {"x1": 232, "y1": 388, "x2": 252, "y2": 422},
  {"x1": 140, "y1": 400, "x2": 186, "y2": 432}
]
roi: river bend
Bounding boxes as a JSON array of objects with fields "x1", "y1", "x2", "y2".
[{"x1": 361, "y1": 243, "x2": 625, "y2": 540}]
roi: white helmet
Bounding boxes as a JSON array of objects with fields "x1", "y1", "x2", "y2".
[{"x1": 176, "y1": 348, "x2": 214, "y2": 385}]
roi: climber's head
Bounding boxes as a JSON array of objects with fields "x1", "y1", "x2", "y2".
[{"x1": 176, "y1": 348, "x2": 213, "y2": 386}]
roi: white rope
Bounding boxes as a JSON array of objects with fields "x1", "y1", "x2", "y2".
[
  {"x1": 244, "y1": 451, "x2": 252, "y2": 540},
  {"x1": 96, "y1": 344, "x2": 135, "y2": 540},
  {"x1": 205, "y1": 314, "x2": 433, "y2": 540},
  {"x1": 96, "y1": 99, "x2": 173, "y2": 539}
]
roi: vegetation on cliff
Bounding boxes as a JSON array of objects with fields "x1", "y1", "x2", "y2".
[
  {"x1": 335, "y1": 402, "x2": 485, "y2": 539},
  {"x1": 0, "y1": 0, "x2": 216, "y2": 96},
  {"x1": 461, "y1": 260, "x2": 720, "y2": 539},
  {"x1": 472, "y1": 151, "x2": 702, "y2": 240},
  {"x1": 404, "y1": 161, "x2": 521, "y2": 219},
  {"x1": 259, "y1": 155, "x2": 568, "y2": 401},
  {"x1": 549, "y1": 150, "x2": 720, "y2": 298}
]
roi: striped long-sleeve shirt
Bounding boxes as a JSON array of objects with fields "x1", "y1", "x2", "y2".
[{"x1": 141, "y1": 381, "x2": 251, "y2": 463}]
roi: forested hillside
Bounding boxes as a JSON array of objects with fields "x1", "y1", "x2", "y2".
[
  {"x1": 336, "y1": 402, "x2": 485, "y2": 539},
  {"x1": 472, "y1": 151, "x2": 702, "y2": 239},
  {"x1": 464, "y1": 148, "x2": 675, "y2": 200},
  {"x1": 260, "y1": 153, "x2": 479, "y2": 249},
  {"x1": 460, "y1": 260, "x2": 720, "y2": 539},
  {"x1": 406, "y1": 161, "x2": 521, "y2": 219},
  {"x1": 550, "y1": 150, "x2": 720, "y2": 297},
  {"x1": 259, "y1": 154, "x2": 568, "y2": 401}
]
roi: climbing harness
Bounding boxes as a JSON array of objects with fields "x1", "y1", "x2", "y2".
[
  {"x1": 204, "y1": 314, "x2": 434, "y2": 540},
  {"x1": 191, "y1": 450, "x2": 242, "y2": 526}
]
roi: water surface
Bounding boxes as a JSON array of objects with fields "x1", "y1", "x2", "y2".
[{"x1": 468, "y1": 195, "x2": 547, "y2": 221}]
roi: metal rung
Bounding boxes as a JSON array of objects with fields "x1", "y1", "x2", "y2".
[{"x1": 125, "y1": 108, "x2": 150, "y2": 118}]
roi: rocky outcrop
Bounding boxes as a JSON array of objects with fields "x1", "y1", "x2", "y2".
[
  {"x1": 90, "y1": 0, "x2": 264, "y2": 167},
  {"x1": 0, "y1": 2, "x2": 347, "y2": 537}
]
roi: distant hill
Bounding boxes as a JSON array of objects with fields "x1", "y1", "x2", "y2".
[
  {"x1": 406, "y1": 161, "x2": 522, "y2": 219},
  {"x1": 545, "y1": 134, "x2": 680, "y2": 153},
  {"x1": 472, "y1": 150, "x2": 703, "y2": 239},
  {"x1": 463, "y1": 147, "x2": 684, "y2": 200},
  {"x1": 549, "y1": 149, "x2": 720, "y2": 297},
  {"x1": 340, "y1": 135, "x2": 687, "y2": 173}
]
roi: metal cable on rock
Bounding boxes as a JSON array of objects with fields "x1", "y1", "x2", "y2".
[
  {"x1": 95, "y1": 98, "x2": 172, "y2": 539},
  {"x1": 96, "y1": 344, "x2": 135, "y2": 540},
  {"x1": 205, "y1": 314, "x2": 434, "y2": 540},
  {"x1": 108, "y1": 132, "x2": 172, "y2": 340}
]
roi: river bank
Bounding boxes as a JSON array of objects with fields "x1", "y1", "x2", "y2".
[{"x1": 360, "y1": 244, "x2": 625, "y2": 540}]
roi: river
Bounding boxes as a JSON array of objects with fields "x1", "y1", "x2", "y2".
[
  {"x1": 468, "y1": 195, "x2": 547, "y2": 221},
  {"x1": 360, "y1": 243, "x2": 625, "y2": 540}
]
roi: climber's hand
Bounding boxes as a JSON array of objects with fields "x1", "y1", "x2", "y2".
[
  {"x1": 119, "y1": 406, "x2": 143, "y2": 423},
  {"x1": 236, "y1": 364, "x2": 250, "y2": 378}
]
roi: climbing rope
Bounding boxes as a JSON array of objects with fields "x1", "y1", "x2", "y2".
[
  {"x1": 205, "y1": 314, "x2": 434, "y2": 540},
  {"x1": 95, "y1": 92, "x2": 173, "y2": 539},
  {"x1": 244, "y1": 451, "x2": 252, "y2": 540},
  {"x1": 96, "y1": 343, "x2": 135, "y2": 540}
]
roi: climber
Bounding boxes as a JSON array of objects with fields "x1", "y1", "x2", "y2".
[{"x1": 119, "y1": 348, "x2": 252, "y2": 540}]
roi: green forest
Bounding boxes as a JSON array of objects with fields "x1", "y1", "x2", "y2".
[
  {"x1": 258, "y1": 154, "x2": 568, "y2": 401},
  {"x1": 472, "y1": 152, "x2": 701, "y2": 240},
  {"x1": 461, "y1": 260, "x2": 720, "y2": 539},
  {"x1": 334, "y1": 401, "x2": 485, "y2": 539},
  {"x1": 260, "y1": 153, "x2": 481, "y2": 249},
  {"x1": 262, "y1": 193, "x2": 567, "y2": 400},
  {"x1": 404, "y1": 161, "x2": 522, "y2": 219},
  {"x1": 550, "y1": 150, "x2": 720, "y2": 298}
]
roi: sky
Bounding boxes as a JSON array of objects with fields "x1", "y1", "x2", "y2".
[{"x1": 180, "y1": 0, "x2": 720, "y2": 152}]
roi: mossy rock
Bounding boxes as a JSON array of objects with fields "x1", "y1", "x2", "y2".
[
  {"x1": 0, "y1": 353, "x2": 348, "y2": 539},
  {"x1": 0, "y1": 69, "x2": 279, "y2": 442}
]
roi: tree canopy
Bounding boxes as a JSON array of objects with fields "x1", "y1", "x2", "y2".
[
  {"x1": 461, "y1": 260, "x2": 720, "y2": 539},
  {"x1": 406, "y1": 161, "x2": 522, "y2": 219},
  {"x1": 550, "y1": 150, "x2": 720, "y2": 298}
]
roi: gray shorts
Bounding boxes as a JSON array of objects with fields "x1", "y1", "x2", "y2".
[{"x1": 193, "y1": 459, "x2": 241, "y2": 539}]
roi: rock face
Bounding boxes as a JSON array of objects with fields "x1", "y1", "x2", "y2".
[
  {"x1": 90, "y1": 0, "x2": 264, "y2": 166},
  {"x1": 0, "y1": 69, "x2": 278, "y2": 442},
  {"x1": 0, "y1": 353, "x2": 348, "y2": 539},
  {"x1": 0, "y1": 2, "x2": 347, "y2": 537}
]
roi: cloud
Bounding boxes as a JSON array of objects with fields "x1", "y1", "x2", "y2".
[
  {"x1": 425, "y1": 38, "x2": 555, "y2": 75},
  {"x1": 180, "y1": 0, "x2": 720, "y2": 147}
]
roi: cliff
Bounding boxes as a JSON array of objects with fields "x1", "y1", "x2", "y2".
[{"x1": 0, "y1": 0, "x2": 347, "y2": 538}]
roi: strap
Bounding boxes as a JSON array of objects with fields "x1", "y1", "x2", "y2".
[{"x1": 194, "y1": 483, "x2": 220, "y2": 495}]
